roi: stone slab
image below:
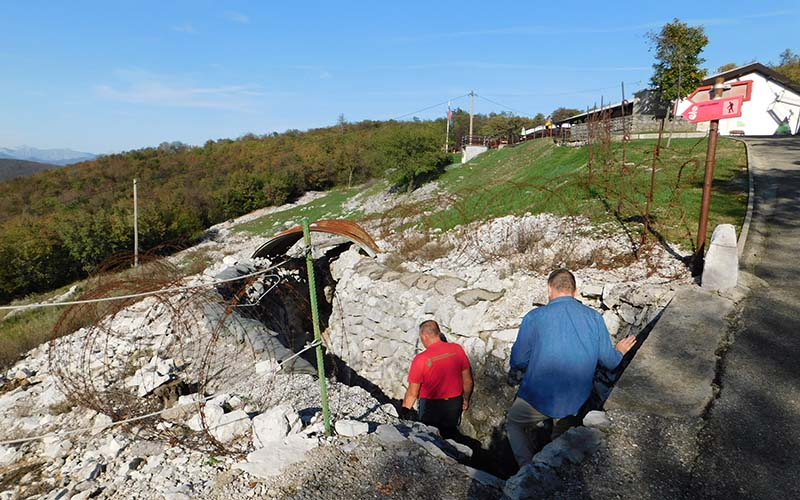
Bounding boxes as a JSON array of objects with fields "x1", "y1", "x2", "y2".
[{"x1": 606, "y1": 287, "x2": 734, "y2": 417}]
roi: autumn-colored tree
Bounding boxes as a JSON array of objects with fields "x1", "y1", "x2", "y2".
[
  {"x1": 550, "y1": 107, "x2": 582, "y2": 123},
  {"x1": 772, "y1": 49, "x2": 800, "y2": 84}
]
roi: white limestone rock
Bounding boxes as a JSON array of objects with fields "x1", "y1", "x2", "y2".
[
  {"x1": 39, "y1": 379, "x2": 69, "y2": 409},
  {"x1": 252, "y1": 405, "x2": 301, "y2": 448},
  {"x1": 99, "y1": 435, "x2": 127, "y2": 460},
  {"x1": 334, "y1": 419, "x2": 369, "y2": 437},
  {"x1": 602, "y1": 311, "x2": 621, "y2": 337},
  {"x1": 375, "y1": 424, "x2": 407, "y2": 445},
  {"x1": 209, "y1": 409, "x2": 251, "y2": 444},
  {"x1": 186, "y1": 402, "x2": 225, "y2": 432},
  {"x1": 583, "y1": 410, "x2": 611, "y2": 429},
  {"x1": 91, "y1": 413, "x2": 113, "y2": 436},
  {"x1": 42, "y1": 437, "x2": 73, "y2": 460},
  {"x1": 234, "y1": 434, "x2": 319, "y2": 478},
  {"x1": 72, "y1": 461, "x2": 103, "y2": 482},
  {"x1": 0, "y1": 445, "x2": 20, "y2": 467}
]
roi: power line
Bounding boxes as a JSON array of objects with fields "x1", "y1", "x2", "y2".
[
  {"x1": 392, "y1": 93, "x2": 470, "y2": 120},
  {"x1": 485, "y1": 80, "x2": 645, "y2": 99},
  {"x1": 475, "y1": 93, "x2": 533, "y2": 117}
]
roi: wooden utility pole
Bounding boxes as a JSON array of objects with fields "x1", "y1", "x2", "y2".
[
  {"x1": 692, "y1": 77, "x2": 725, "y2": 275},
  {"x1": 468, "y1": 90, "x2": 475, "y2": 138},
  {"x1": 133, "y1": 178, "x2": 139, "y2": 267}
]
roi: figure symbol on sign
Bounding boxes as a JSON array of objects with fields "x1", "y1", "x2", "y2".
[
  {"x1": 726, "y1": 102, "x2": 734, "y2": 113},
  {"x1": 688, "y1": 105, "x2": 698, "y2": 121}
]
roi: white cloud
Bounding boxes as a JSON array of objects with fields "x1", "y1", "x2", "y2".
[
  {"x1": 93, "y1": 69, "x2": 266, "y2": 111},
  {"x1": 172, "y1": 22, "x2": 196, "y2": 34},
  {"x1": 225, "y1": 11, "x2": 250, "y2": 24}
]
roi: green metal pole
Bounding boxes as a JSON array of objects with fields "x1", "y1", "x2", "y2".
[{"x1": 302, "y1": 218, "x2": 332, "y2": 436}]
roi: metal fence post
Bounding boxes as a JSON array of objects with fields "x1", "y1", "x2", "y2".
[{"x1": 302, "y1": 218, "x2": 332, "y2": 436}]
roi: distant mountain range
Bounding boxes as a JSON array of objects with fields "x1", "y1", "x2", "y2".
[
  {"x1": 0, "y1": 158, "x2": 61, "y2": 181},
  {"x1": 0, "y1": 146, "x2": 96, "y2": 166}
]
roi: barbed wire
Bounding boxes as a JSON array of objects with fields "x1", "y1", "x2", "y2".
[{"x1": 0, "y1": 260, "x2": 289, "y2": 312}]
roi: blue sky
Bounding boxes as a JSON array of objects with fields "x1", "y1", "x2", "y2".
[{"x1": 1, "y1": 1, "x2": 797, "y2": 153}]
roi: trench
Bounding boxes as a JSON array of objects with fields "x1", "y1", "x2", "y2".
[{"x1": 221, "y1": 245, "x2": 660, "y2": 480}]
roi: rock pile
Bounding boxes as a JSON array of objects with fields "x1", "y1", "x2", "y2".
[{"x1": 0, "y1": 204, "x2": 693, "y2": 499}]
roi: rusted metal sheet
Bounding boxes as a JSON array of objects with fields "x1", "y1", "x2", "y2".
[{"x1": 251, "y1": 219, "x2": 380, "y2": 260}]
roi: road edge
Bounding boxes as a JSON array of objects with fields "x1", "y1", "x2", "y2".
[{"x1": 734, "y1": 138, "x2": 755, "y2": 258}]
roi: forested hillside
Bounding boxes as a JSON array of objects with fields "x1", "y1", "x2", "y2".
[
  {"x1": 0, "y1": 112, "x2": 533, "y2": 303},
  {"x1": 0, "y1": 158, "x2": 60, "y2": 181}
]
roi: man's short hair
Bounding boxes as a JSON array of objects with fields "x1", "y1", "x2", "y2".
[
  {"x1": 548, "y1": 268, "x2": 576, "y2": 293},
  {"x1": 419, "y1": 320, "x2": 441, "y2": 337}
]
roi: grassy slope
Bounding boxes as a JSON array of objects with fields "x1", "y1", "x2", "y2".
[{"x1": 237, "y1": 137, "x2": 747, "y2": 251}]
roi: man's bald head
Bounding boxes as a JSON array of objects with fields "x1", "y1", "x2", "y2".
[{"x1": 419, "y1": 320, "x2": 443, "y2": 347}]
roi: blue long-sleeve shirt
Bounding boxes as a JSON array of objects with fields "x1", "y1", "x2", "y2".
[{"x1": 510, "y1": 296, "x2": 622, "y2": 418}]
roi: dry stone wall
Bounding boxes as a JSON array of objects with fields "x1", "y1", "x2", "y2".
[{"x1": 326, "y1": 247, "x2": 682, "y2": 445}]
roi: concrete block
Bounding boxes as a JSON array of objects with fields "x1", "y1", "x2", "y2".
[
  {"x1": 702, "y1": 224, "x2": 738, "y2": 291},
  {"x1": 462, "y1": 145, "x2": 488, "y2": 163},
  {"x1": 606, "y1": 287, "x2": 734, "y2": 417}
]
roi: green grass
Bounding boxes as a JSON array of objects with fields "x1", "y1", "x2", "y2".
[
  {"x1": 0, "y1": 283, "x2": 82, "y2": 369},
  {"x1": 418, "y1": 137, "x2": 747, "y2": 249},
  {"x1": 234, "y1": 184, "x2": 370, "y2": 236},
  {"x1": 236, "y1": 137, "x2": 747, "y2": 251}
]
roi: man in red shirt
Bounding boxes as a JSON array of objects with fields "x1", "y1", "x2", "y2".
[{"x1": 401, "y1": 320, "x2": 474, "y2": 438}]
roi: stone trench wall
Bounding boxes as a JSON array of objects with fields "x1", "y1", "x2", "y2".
[{"x1": 325, "y1": 247, "x2": 679, "y2": 445}]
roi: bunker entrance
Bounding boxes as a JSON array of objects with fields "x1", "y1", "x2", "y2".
[{"x1": 218, "y1": 220, "x2": 647, "y2": 480}]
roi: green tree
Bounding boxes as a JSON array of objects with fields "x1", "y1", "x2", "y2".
[
  {"x1": 648, "y1": 19, "x2": 709, "y2": 102},
  {"x1": 716, "y1": 62, "x2": 738, "y2": 73},
  {"x1": 772, "y1": 49, "x2": 800, "y2": 84},
  {"x1": 550, "y1": 107, "x2": 582, "y2": 123},
  {"x1": 381, "y1": 126, "x2": 448, "y2": 192}
]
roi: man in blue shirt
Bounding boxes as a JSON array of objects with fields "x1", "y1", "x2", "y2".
[{"x1": 506, "y1": 268, "x2": 636, "y2": 465}]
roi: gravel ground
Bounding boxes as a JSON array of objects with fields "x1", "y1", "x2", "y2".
[
  {"x1": 552, "y1": 411, "x2": 702, "y2": 500},
  {"x1": 210, "y1": 433, "x2": 502, "y2": 500}
]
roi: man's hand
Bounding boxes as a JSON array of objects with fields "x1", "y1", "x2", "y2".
[
  {"x1": 399, "y1": 406, "x2": 418, "y2": 421},
  {"x1": 462, "y1": 398, "x2": 470, "y2": 411},
  {"x1": 507, "y1": 368, "x2": 523, "y2": 386},
  {"x1": 615, "y1": 335, "x2": 637, "y2": 355}
]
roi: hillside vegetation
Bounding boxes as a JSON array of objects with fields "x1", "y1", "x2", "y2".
[
  {"x1": 0, "y1": 112, "x2": 533, "y2": 304},
  {"x1": 238, "y1": 137, "x2": 748, "y2": 253},
  {"x1": 0, "y1": 135, "x2": 747, "y2": 369}
]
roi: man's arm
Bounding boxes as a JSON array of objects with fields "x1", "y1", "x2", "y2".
[
  {"x1": 402, "y1": 383, "x2": 421, "y2": 411},
  {"x1": 461, "y1": 367, "x2": 473, "y2": 411},
  {"x1": 596, "y1": 315, "x2": 636, "y2": 369},
  {"x1": 509, "y1": 316, "x2": 532, "y2": 371}
]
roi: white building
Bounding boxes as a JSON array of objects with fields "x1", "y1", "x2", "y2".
[{"x1": 677, "y1": 63, "x2": 800, "y2": 136}]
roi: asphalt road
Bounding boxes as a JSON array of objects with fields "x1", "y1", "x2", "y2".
[{"x1": 690, "y1": 136, "x2": 800, "y2": 498}]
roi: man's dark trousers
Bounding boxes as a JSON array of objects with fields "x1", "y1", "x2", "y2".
[{"x1": 419, "y1": 396, "x2": 463, "y2": 439}]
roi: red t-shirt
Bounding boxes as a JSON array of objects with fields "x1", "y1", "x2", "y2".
[{"x1": 407, "y1": 341, "x2": 470, "y2": 400}]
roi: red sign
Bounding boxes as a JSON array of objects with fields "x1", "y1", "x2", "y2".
[
  {"x1": 687, "y1": 80, "x2": 753, "y2": 104},
  {"x1": 681, "y1": 96, "x2": 744, "y2": 123}
]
